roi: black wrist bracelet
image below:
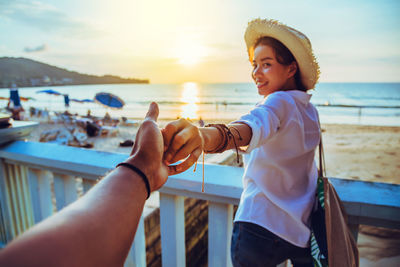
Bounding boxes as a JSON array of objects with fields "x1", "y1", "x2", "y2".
[{"x1": 116, "y1": 162, "x2": 151, "y2": 199}]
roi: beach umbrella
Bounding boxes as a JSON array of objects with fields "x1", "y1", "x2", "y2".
[
  {"x1": 36, "y1": 89, "x2": 62, "y2": 95},
  {"x1": 70, "y1": 98, "x2": 94, "y2": 103},
  {"x1": 94, "y1": 92, "x2": 125, "y2": 109},
  {"x1": 36, "y1": 89, "x2": 62, "y2": 111}
]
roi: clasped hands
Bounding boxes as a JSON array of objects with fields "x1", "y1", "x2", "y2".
[
  {"x1": 129, "y1": 103, "x2": 204, "y2": 194},
  {"x1": 162, "y1": 117, "x2": 204, "y2": 175}
]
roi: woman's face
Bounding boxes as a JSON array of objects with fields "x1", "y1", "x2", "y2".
[{"x1": 252, "y1": 44, "x2": 294, "y2": 96}]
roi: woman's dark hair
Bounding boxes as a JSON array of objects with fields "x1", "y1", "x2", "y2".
[{"x1": 254, "y1": 37, "x2": 306, "y2": 91}]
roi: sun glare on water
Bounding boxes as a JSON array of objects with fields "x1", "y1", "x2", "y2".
[{"x1": 180, "y1": 82, "x2": 199, "y2": 120}]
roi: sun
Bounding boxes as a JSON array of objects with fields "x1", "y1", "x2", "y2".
[
  {"x1": 178, "y1": 54, "x2": 199, "y2": 66},
  {"x1": 176, "y1": 43, "x2": 207, "y2": 66}
]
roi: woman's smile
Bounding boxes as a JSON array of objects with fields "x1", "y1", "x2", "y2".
[{"x1": 256, "y1": 81, "x2": 268, "y2": 89}]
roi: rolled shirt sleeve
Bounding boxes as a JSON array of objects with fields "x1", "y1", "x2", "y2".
[{"x1": 234, "y1": 92, "x2": 293, "y2": 153}]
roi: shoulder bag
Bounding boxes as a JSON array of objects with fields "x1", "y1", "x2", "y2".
[{"x1": 310, "y1": 132, "x2": 359, "y2": 267}]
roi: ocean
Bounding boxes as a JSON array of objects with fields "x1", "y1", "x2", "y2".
[{"x1": 1, "y1": 83, "x2": 399, "y2": 126}]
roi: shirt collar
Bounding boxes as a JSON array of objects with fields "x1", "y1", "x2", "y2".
[{"x1": 286, "y1": 90, "x2": 312, "y2": 105}]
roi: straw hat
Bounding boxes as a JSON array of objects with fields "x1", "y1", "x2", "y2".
[{"x1": 244, "y1": 18, "x2": 320, "y2": 90}]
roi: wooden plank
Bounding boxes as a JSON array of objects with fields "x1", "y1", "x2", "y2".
[
  {"x1": 159, "y1": 162, "x2": 244, "y2": 203},
  {"x1": 348, "y1": 223, "x2": 359, "y2": 242},
  {"x1": 0, "y1": 141, "x2": 126, "y2": 178},
  {"x1": 82, "y1": 178, "x2": 97, "y2": 194},
  {"x1": 20, "y1": 166, "x2": 35, "y2": 228},
  {"x1": 350, "y1": 215, "x2": 400, "y2": 230},
  {"x1": 0, "y1": 160, "x2": 16, "y2": 241},
  {"x1": 26, "y1": 169, "x2": 53, "y2": 222},
  {"x1": 53, "y1": 174, "x2": 78, "y2": 211},
  {"x1": 208, "y1": 202, "x2": 233, "y2": 267},
  {"x1": 11, "y1": 165, "x2": 24, "y2": 232},
  {"x1": 159, "y1": 187, "x2": 240, "y2": 206},
  {"x1": 13, "y1": 165, "x2": 34, "y2": 231},
  {"x1": 124, "y1": 215, "x2": 146, "y2": 267},
  {"x1": 26, "y1": 168, "x2": 41, "y2": 224},
  {"x1": 160, "y1": 193, "x2": 185, "y2": 267},
  {"x1": 7, "y1": 164, "x2": 22, "y2": 235},
  {"x1": 329, "y1": 178, "x2": 400, "y2": 208},
  {"x1": 13, "y1": 165, "x2": 31, "y2": 232}
]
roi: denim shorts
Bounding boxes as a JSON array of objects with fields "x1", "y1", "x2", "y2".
[{"x1": 230, "y1": 222, "x2": 313, "y2": 267}]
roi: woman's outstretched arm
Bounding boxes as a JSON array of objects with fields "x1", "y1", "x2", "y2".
[{"x1": 162, "y1": 119, "x2": 252, "y2": 175}]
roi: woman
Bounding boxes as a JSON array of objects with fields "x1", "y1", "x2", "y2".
[{"x1": 162, "y1": 18, "x2": 320, "y2": 266}]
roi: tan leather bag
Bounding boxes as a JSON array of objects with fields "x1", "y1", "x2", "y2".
[{"x1": 317, "y1": 134, "x2": 359, "y2": 267}]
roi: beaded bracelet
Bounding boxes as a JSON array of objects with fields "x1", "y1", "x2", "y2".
[
  {"x1": 204, "y1": 124, "x2": 243, "y2": 163},
  {"x1": 116, "y1": 162, "x2": 151, "y2": 199}
]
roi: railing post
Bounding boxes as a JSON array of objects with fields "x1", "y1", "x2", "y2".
[
  {"x1": 11, "y1": 164, "x2": 35, "y2": 233},
  {"x1": 6, "y1": 164, "x2": 24, "y2": 235},
  {"x1": 348, "y1": 223, "x2": 359, "y2": 242},
  {"x1": 53, "y1": 174, "x2": 78, "y2": 211},
  {"x1": 124, "y1": 215, "x2": 146, "y2": 267},
  {"x1": 208, "y1": 202, "x2": 233, "y2": 267},
  {"x1": 82, "y1": 178, "x2": 97, "y2": 194},
  {"x1": 160, "y1": 193, "x2": 185, "y2": 267},
  {"x1": 26, "y1": 168, "x2": 53, "y2": 223},
  {"x1": 0, "y1": 160, "x2": 15, "y2": 241}
]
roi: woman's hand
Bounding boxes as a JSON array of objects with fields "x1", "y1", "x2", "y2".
[{"x1": 162, "y1": 118, "x2": 204, "y2": 175}]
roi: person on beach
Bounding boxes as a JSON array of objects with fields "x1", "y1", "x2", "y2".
[
  {"x1": 0, "y1": 103, "x2": 170, "y2": 266},
  {"x1": 7, "y1": 87, "x2": 24, "y2": 120},
  {"x1": 162, "y1": 18, "x2": 320, "y2": 266}
]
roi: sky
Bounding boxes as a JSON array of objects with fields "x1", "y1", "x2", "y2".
[{"x1": 0, "y1": 0, "x2": 399, "y2": 84}]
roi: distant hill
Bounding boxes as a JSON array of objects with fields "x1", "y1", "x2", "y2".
[{"x1": 0, "y1": 57, "x2": 149, "y2": 88}]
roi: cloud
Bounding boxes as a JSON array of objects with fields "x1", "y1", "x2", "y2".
[
  {"x1": 24, "y1": 44, "x2": 47, "y2": 53},
  {"x1": 0, "y1": 0, "x2": 102, "y2": 38}
]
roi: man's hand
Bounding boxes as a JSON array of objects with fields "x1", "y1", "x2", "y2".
[{"x1": 126, "y1": 102, "x2": 168, "y2": 191}]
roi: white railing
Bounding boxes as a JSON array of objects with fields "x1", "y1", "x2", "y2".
[{"x1": 0, "y1": 141, "x2": 400, "y2": 267}]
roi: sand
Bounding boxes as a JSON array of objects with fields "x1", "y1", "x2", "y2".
[
  {"x1": 25, "y1": 119, "x2": 400, "y2": 266},
  {"x1": 321, "y1": 124, "x2": 400, "y2": 184}
]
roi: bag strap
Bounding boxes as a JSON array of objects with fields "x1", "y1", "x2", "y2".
[{"x1": 318, "y1": 117, "x2": 326, "y2": 178}]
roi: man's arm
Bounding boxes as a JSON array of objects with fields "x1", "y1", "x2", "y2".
[{"x1": 0, "y1": 102, "x2": 168, "y2": 267}]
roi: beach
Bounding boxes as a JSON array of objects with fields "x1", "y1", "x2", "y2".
[
  {"x1": 26, "y1": 119, "x2": 400, "y2": 266},
  {"x1": 27, "y1": 120, "x2": 400, "y2": 183}
]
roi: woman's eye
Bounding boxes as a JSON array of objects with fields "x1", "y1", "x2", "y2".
[{"x1": 262, "y1": 63, "x2": 271, "y2": 68}]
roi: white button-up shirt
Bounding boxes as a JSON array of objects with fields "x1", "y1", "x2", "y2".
[{"x1": 234, "y1": 90, "x2": 320, "y2": 247}]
